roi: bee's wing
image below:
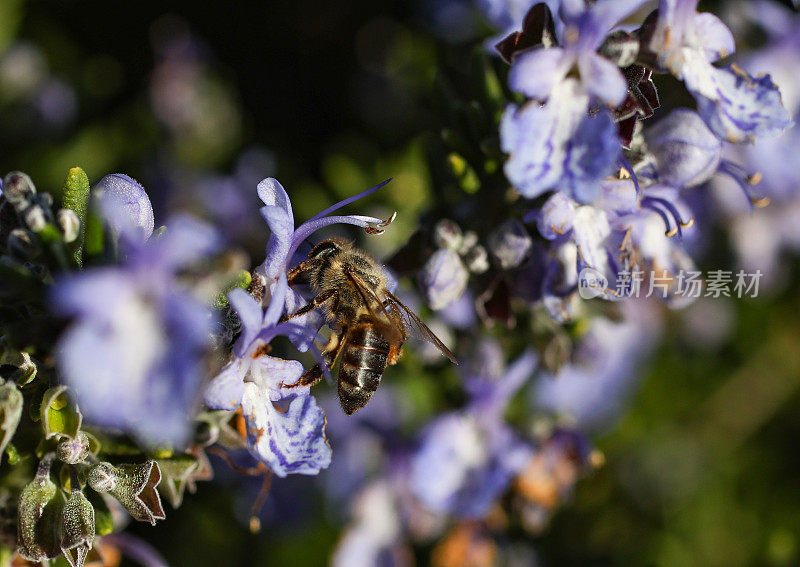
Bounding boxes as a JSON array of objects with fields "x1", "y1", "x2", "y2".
[
  {"x1": 344, "y1": 268, "x2": 405, "y2": 343},
  {"x1": 382, "y1": 290, "x2": 458, "y2": 365}
]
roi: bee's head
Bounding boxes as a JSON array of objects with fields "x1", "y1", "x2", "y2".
[{"x1": 307, "y1": 238, "x2": 348, "y2": 260}]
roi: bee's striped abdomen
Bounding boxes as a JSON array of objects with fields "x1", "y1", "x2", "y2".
[{"x1": 338, "y1": 323, "x2": 390, "y2": 415}]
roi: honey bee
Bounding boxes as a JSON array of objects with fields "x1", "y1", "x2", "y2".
[{"x1": 280, "y1": 238, "x2": 458, "y2": 414}]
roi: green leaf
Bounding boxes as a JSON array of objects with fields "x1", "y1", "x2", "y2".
[{"x1": 40, "y1": 386, "x2": 82, "y2": 440}]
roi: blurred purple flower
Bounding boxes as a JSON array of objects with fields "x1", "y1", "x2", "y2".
[
  {"x1": 52, "y1": 215, "x2": 219, "y2": 447},
  {"x1": 95, "y1": 174, "x2": 155, "y2": 240},
  {"x1": 501, "y1": 81, "x2": 620, "y2": 202},
  {"x1": 533, "y1": 300, "x2": 660, "y2": 429},
  {"x1": 509, "y1": 0, "x2": 647, "y2": 105},
  {"x1": 419, "y1": 248, "x2": 469, "y2": 310},
  {"x1": 204, "y1": 276, "x2": 331, "y2": 477},
  {"x1": 648, "y1": 0, "x2": 791, "y2": 142},
  {"x1": 332, "y1": 482, "x2": 412, "y2": 567},
  {"x1": 410, "y1": 349, "x2": 537, "y2": 518}
]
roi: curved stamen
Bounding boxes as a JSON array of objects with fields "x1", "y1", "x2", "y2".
[
  {"x1": 618, "y1": 154, "x2": 642, "y2": 197},
  {"x1": 642, "y1": 198, "x2": 678, "y2": 237},
  {"x1": 718, "y1": 160, "x2": 769, "y2": 209},
  {"x1": 642, "y1": 196, "x2": 693, "y2": 238},
  {"x1": 307, "y1": 178, "x2": 392, "y2": 223}
]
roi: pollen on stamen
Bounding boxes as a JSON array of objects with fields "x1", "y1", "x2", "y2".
[
  {"x1": 751, "y1": 196, "x2": 770, "y2": 207},
  {"x1": 365, "y1": 211, "x2": 398, "y2": 235},
  {"x1": 617, "y1": 167, "x2": 631, "y2": 180}
]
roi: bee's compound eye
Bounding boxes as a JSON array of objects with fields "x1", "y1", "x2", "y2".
[{"x1": 309, "y1": 239, "x2": 341, "y2": 260}]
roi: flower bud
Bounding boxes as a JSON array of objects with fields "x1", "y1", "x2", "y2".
[
  {"x1": 433, "y1": 219, "x2": 463, "y2": 251},
  {"x1": 57, "y1": 209, "x2": 81, "y2": 243},
  {"x1": 420, "y1": 248, "x2": 469, "y2": 311},
  {"x1": 17, "y1": 455, "x2": 64, "y2": 562},
  {"x1": 2, "y1": 171, "x2": 36, "y2": 208},
  {"x1": 463, "y1": 244, "x2": 489, "y2": 274},
  {"x1": 57, "y1": 432, "x2": 90, "y2": 465},
  {"x1": 60, "y1": 489, "x2": 95, "y2": 567},
  {"x1": 7, "y1": 228, "x2": 40, "y2": 259},
  {"x1": 86, "y1": 463, "x2": 118, "y2": 493},
  {"x1": 644, "y1": 109, "x2": 722, "y2": 188},
  {"x1": 488, "y1": 220, "x2": 532, "y2": 269},
  {"x1": 22, "y1": 204, "x2": 47, "y2": 233},
  {"x1": 94, "y1": 174, "x2": 154, "y2": 240}
]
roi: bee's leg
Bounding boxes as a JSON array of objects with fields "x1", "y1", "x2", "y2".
[
  {"x1": 286, "y1": 258, "x2": 322, "y2": 286},
  {"x1": 283, "y1": 330, "x2": 346, "y2": 388},
  {"x1": 279, "y1": 289, "x2": 338, "y2": 323},
  {"x1": 387, "y1": 342, "x2": 404, "y2": 366},
  {"x1": 383, "y1": 300, "x2": 406, "y2": 365}
]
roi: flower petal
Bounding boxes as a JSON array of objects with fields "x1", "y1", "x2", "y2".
[
  {"x1": 561, "y1": 111, "x2": 621, "y2": 203},
  {"x1": 578, "y1": 52, "x2": 628, "y2": 106},
  {"x1": 246, "y1": 355, "x2": 304, "y2": 392},
  {"x1": 537, "y1": 192, "x2": 577, "y2": 240},
  {"x1": 694, "y1": 66, "x2": 793, "y2": 143},
  {"x1": 508, "y1": 47, "x2": 569, "y2": 100},
  {"x1": 242, "y1": 383, "x2": 331, "y2": 477},
  {"x1": 203, "y1": 360, "x2": 246, "y2": 411},
  {"x1": 258, "y1": 178, "x2": 295, "y2": 278},
  {"x1": 692, "y1": 12, "x2": 735, "y2": 62}
]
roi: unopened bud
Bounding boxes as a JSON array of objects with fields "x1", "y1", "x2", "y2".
[
  {"x1": 17, "y1": 455, "x2": 63, "y2": 562},
  {"x1": 86, "y1": 463, "x2": 118, "y2": 493},
  {"x1": 420, "y1": 248, "x2": 469, "y2": 311},
  {"x1": 488, "y1": 220, "x2": 532, "y2": 269},
  {"x1": 433, "y1": 219, "x2": 463, "y2": 251},
  {"x1": 56, "y1": 432, "x2": 90, "y2": 465},
  {"x1": 457, "y1": 231, "x2": 478, "y2": 256},
  {"x1": 60, "y1": 489, "x2": 95, "y2": 567},
  {"x1": 57, "y1": 209, "x2": 81, "y2": 243},
  {"x1": 22, "y1": 204, "x2": 47, "y2": 233},
  {"x1": 2, "y1": 171, "x2": 36, "y2": 208},
  {"x1": 7, "y1": 228, "x2": 40, "y2": 259},
  {"x1": 463, "y1": 244, "x2": 490, "y2": 274}
]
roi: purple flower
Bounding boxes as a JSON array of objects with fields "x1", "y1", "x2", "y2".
[
  {"x1": 533, "y1": 300, "x2": 660, "y2": 429},
  {"x1": 203, "y1": 276, "x2": 331, "y2": 477},
  {"x1": 409, "y1": 349, "x2": 537, "y2": 518},
  {"x1": 332, "y1": 482, "x2": 411, "y2": 567},
  {"x1": 94, "y1": 174, "x2": 155, "y2": 240},
  {"x1": 509, "y1": 0, "x2": 647, "y2": 106},
  {"x1": 51, "y1": 216, "x2": 219, "y2": 447},
  {"x1": 500, "y1": 81, "x2": 621, "y2": 202},
  {"x1": 648, "y1": 0, "x2": 791, "y2": 142}
]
